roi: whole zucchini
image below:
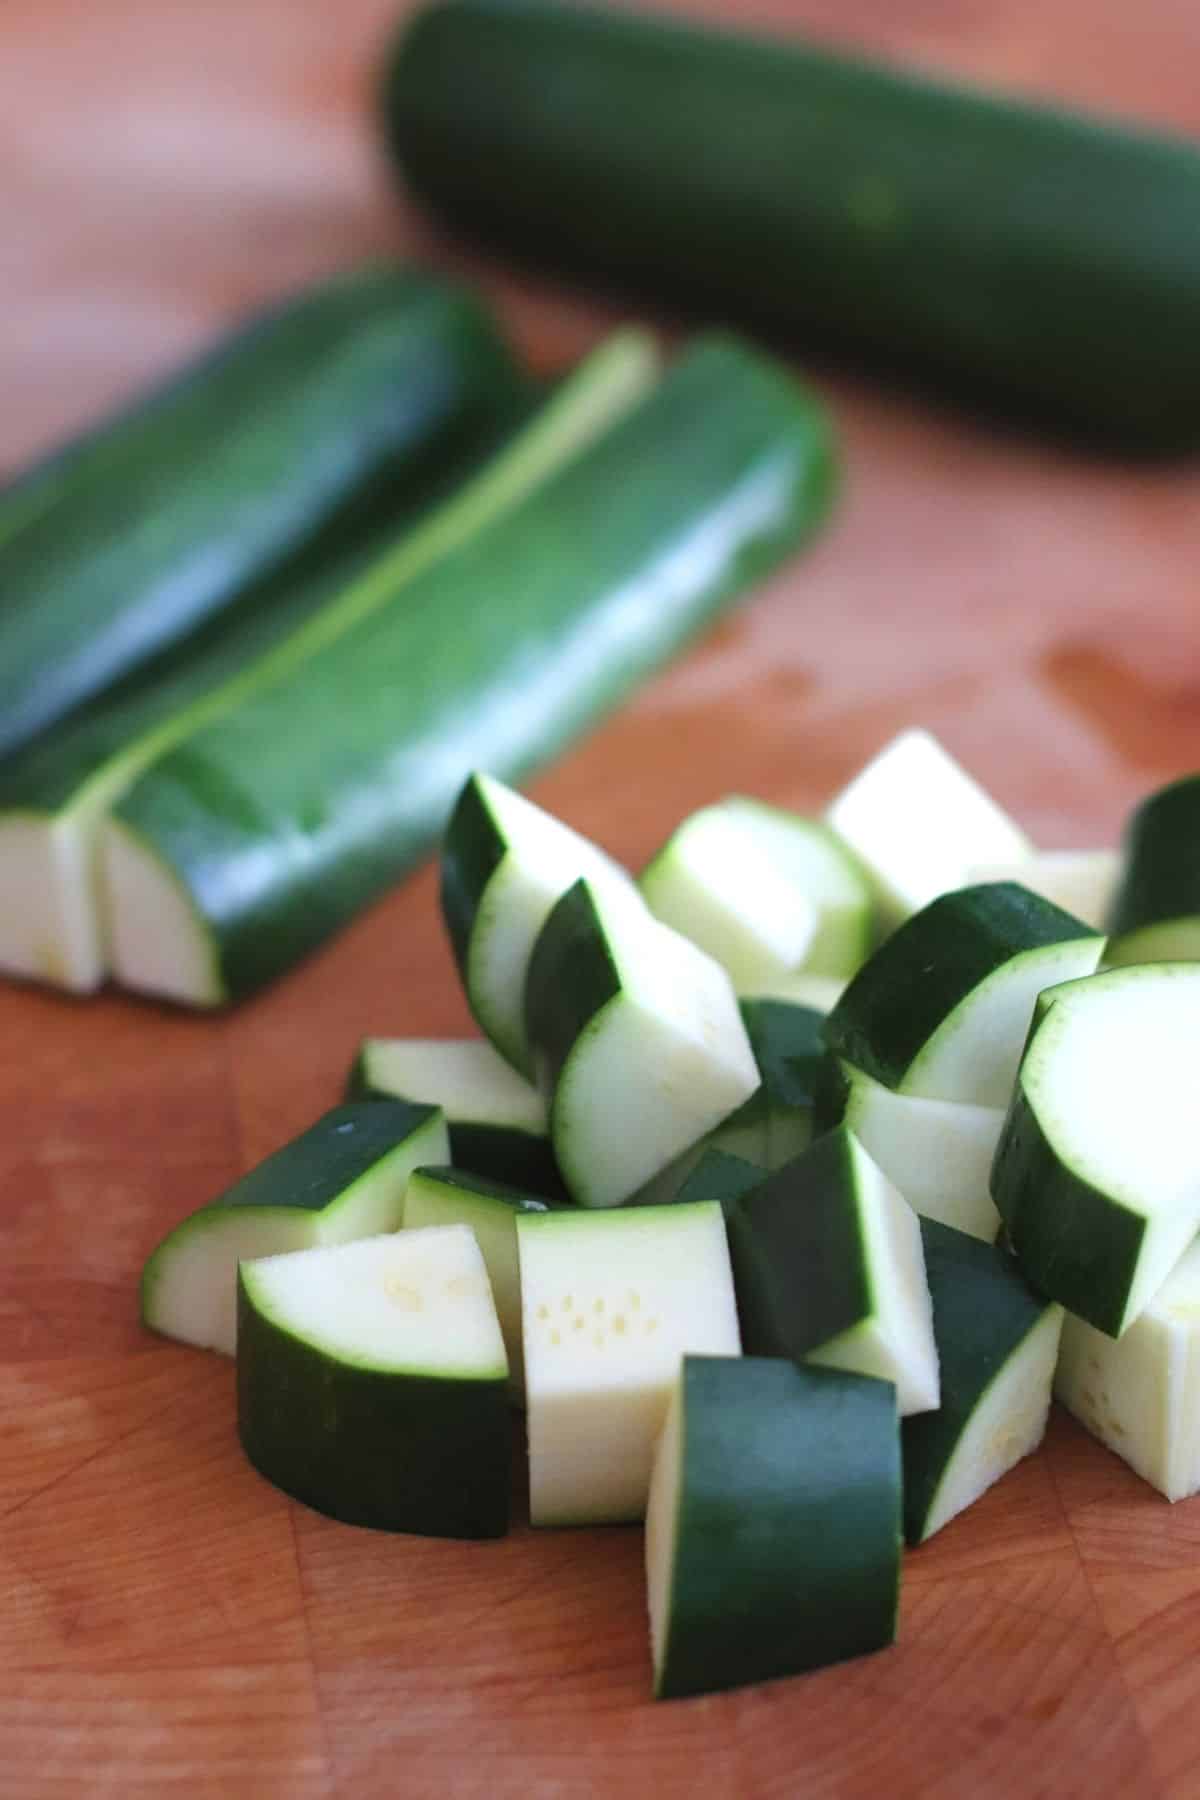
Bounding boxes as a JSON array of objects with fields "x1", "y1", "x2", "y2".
[
  {"x1": 0, "y1": 263, "x2": 522, "y2": 757},
  {"x1": 100, "y1": 332, "x2": 836, "y2": 1006},
  {"x1": 383, "y1": 0, "x2": 1200, "y2": 452}
]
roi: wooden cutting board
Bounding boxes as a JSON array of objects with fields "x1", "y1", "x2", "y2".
[{"x1": 4, "y1": 2, "x2": 1200, "y2": 1793}]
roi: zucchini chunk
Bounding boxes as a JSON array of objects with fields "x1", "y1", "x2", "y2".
[
  {"x1": 965, "y1": 849, "x2": 1121, "y2": 933},
  {"x1": 992, "y1": 963, "x2": 1200, "y2": 1337},
  {"x1": 645, "y1": 1357, "x2": 901, "y2": 1700},
  {"x1": 441, "y1": 772, "x2": 639, "y2": 1078},
  {"x1": 639, "y1": 796, "x2": 870, "y2": 988},
  {"x1": 825, "y1": 732, "x2": 1032, "y2": 927},
  {"x1": 834, "y1": 1063, "x2": 1004, "y2": 1241},
  {"x1": 237, "y1": 1226, "x2": 509, "y2": 1537},
  {"x1": 824, "y1": 883, "x2": 1104, "y2": 1105},
  {"x1": 347, "y1": 1035, "x2": 560, "y2": 1195},
  {"x1": 0, "y1": 264, "x2": 520, "y2": 761},
  {"x1": 674, "y1": 1149, "x2": 766, "y2": 1211},
  {"x1": 517, "y1": 1202, "x2": 741, "y2": 1524},
  {"x1": 402, "y1": 1164, "x2": 552, "y2": 1397},
  {"x1": 1055, "y1": 1237, "x2": 1200, "y2": 1501},
  {"x1": 1106, "y1": 775, "x2": 1200, "y2": 965},
  {"x1": 141, "y1": 1101, "x2": 447, "y2": 1355},
  {"x1": 724, "y1": 1127, "x2": 940, "y2": 1415},
  {"x1": 524, "y1": 879, "x2": 759, "y2": 1208},
  {"x1": 103, "y1": 332, "x2": 835, "y2": 1006},
  {"x1": 902, "y1": 1219, "x2": 1063, "y2": 1543}
]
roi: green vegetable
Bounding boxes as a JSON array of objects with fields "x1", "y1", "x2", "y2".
[
  {"x1": 102, "y1": 332, "x2": 835, "y2": 1006},
  {"x1": 141, "y1": 1101, "x2": 447, "y2": 1355},
  {"x1": 1106, "y1": 775, "x2": 1200, "y2": 965},
  {"x1": 645, "y1": 1357, "x2": 901, "y2": 1699},
  {"x1": 991, "y1": 962, "x2": 1200, "y2": 1337},
  {"x1": 383, "y1": 0, "x2": 1200, "y2": 451},
  {"x1": 237, "y1": 1226, "x2": 510, "y2": 1537},
  {"x1": 902, "y1": 1219, "x2": 1062, "y2": 1543},
  {"x1": 0, "y1": 264, "x2": 520, "y2": 760}
]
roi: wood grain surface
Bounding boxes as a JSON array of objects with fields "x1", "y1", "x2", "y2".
[{"x1": 4, "y1": 1, "x2": 1200, "y2": 1794}]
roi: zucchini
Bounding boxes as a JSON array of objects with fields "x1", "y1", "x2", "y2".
[
  {"x1": 347, "y1": 1036, "x2": 561, "y2": 1195},
  {"x1": 831, "y1": 1063, "x2": 1004, "y2": 1241},
  {"x1": 673, "y1": 1148, "x2": 765, "y2": 1211},
  {"x1": 402, "y1": 1163, "x2": 552, "y2": 1397},
  {"x1": 441, "y1": 771, "x2": 639, "y2": 1079},
  {"x1": 0, "y1": 264, "x2": 520, "y2": 759},
  {"x1": 382, "y1": 0, "x2": 1200, "y2": 451},
  {"x1": 141, "y1": 1100, "x2": 447, "y2": 1355},
  {"x1": 724, "y1": 1126, "x2": 940, "y2": 1415},
  {"x1": 645, "y1": 1357, "x2": 900, "y2": 1700},
  {"x1": 1106, "y1": 775, "x2": 1200, "y2": 965},
  {"x1": 516, "y1": 1202, "x2": 741, "y2": 1525},
  {"x1": 902, "y1": 1219, "x2": 1063, "y2": 1543},
  {"x1": 965, "y1": 850, "x2": 1121, "y2": 934},
  {"x1": 825, "y1": 731, "x2": 1033, "y2": 928},
  {"x1": 524, "y1": 878, "x2": 759, "y2": 1209},
  {"x1": 825, "y1": 883, "x2": 1103, "y2": 1105},
  {"x1": 102, "y1": 332, "x2": 836, "y2": 1006},
  {"x1": 638, "y1": 797, "x2": 871, "y2": 989},
  {"x1": 1055, "y1": 1236, "x2": 1200, "y2": 1501},
  {"x1": 237, "y1": 1226, "x2": 510, "y2": 1537},
  {"x1": 992, "y1": 962, "x2": 1200, "y2": 1337}
]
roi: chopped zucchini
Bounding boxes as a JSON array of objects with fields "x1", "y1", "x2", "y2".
[
  {"x1": 517, "y1": 1202, "x2": 741, "y2": 1524},
  {"x1": 965, "y1": 849, "x2": 1120, "y2": 933},
  {"x1": 1106, "y1": 774, "x2": 1200, "y2": 965},
  {"x1": 237, "y1": 1225, "x2": 509, "y2": 1536},
  {"x1": 141, "y1": 1101, "x2": 447, "y2": 1355},
  {"x1": 646, "y1": 1357, "x2": 901, "y2": 1699}
]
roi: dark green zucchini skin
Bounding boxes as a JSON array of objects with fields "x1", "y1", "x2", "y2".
[
  {"x1": 1107, "y1": 775, "x2": 1200, "y2": 959},
  {"x1": 383, "y1": 0, "x2": 1200, "y2": 452},
  {"x1": 114, "y1": 334, "x2": 836, "y2": 1003},
  {"x1": 0, "y1": 264, "x2": 521, "y2": 759},
  {"x1": 236, "y1": 1270, "x2": 510, "y2": 1538},
  {"x1": 214, "y1": 1101, "x2": 441, "y2": 1215},
  {"x1": 524, "y1": 880, "x2": 623, "y2": 1096},
  {"x1": 656, "y1": 1356, "x2": 900, "y2": 1699},
  {"x1": 673, "y1": 1148, "x2": 765, "y2": 1211}
]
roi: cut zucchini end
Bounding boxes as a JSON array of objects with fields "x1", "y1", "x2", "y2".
[
  {"x1": 0, "y1": 809, "x2": 105, "y2": 991},
  {"x1": 913, "y1": 1304, "x2": 1063, "y2": 1542},
  {"x1": 141, "y1": 1205, "x2": 321, "y2": 1357},
  {"x1": 101, "y1": 815, "x2": 224, "y2": 1006},
  {"x1": 1104, "y1": 916, "x2": 1200, "y2": 967},
  {"x1": 645, "y1": 1376, "x2": 684, "y2": 1694}
]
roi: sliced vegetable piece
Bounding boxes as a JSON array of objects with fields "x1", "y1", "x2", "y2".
[
  {"x1": 525, "y1": 878, "x2": 759, "y2": 1208},
  {"x1": 673, "y1": 1148, "x2": 766, "y2": 1210},
  {"x1": 103, "y1": 332, "x2": 835, "y2": 1006},
  {"x1": 740, "y1": 998, "x2": 826, "y2": 1167},
  {"x1": 0, "y1": 264, "x2": 520, "y2": 760},
  {"x1": 992, "y1": 963, "x2": 1200, "y2": 1337},
  {"x1": 833, "y1": 1064, "x2": 1004, "y2": 1241},
  {"x1": 347, "y1": 1035, "x2": 560, "y2": 1194},
  {"x1": 402, "y1": 1163, "x2": 551, "y2": 1396},
  {"x1": 517, "y1": 1202, "x2": 741, "y2": 1524},
  {"x1": 1055, "y1": 1236, "x2": 1200, "y2": 1501},
  {"x1": 825, "y1": 731, "x2": 1032, "y2": 927},
  {"x1": 441, "y1": 772, "x2": 638, "y2": 1077},
  {"x1": 1106, "y1": 775, "x2": 1200, "y2": 965},
  {"x1": 237, "y1": 1225, "x2": 509, "y2": 1537},
  {"x1": 825, "y1": 883, "x2": 1103, "y2": 1105},
  {"x1": 902, "y1": 1219, "x2": 1063, "y2": 1543},
  {"x1": 141, "y1": 1101, "x2": 447, "y2": 1355},
  {"x1": 725, "y1": 1126, "x2": 939, "y2": 1414},
  {"x1": 965, "y1": 849, "x2": 1120, "y2": 933},
  {"x1": 646, "y1": 1356, "x2": 900, "y2": 1700}
]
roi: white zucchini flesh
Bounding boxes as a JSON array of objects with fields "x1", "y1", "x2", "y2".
[
  {"x1": 901, "y1": 936, "x2": 1105, "y2": 1106},
  {"x1": 644, "y1": 1373, "x2": 683, "y2": 1678},
  {"x1": 103, "y1": 816, "x2": 221, "y2": 1006},
  {"x1": 517, "y1": 1202, "x2": 741, "y2": 1524},
  {"x1": 0, "y1": 812, "x2": 105, "y2": 990},
  {"x1": 460, "y1": 775, "x2": 641, "y2": 1075},
  {"x1": 825, "y1": 728, "x2": 1032, "y2": 926},
  {"x1": 965, "y1": 850, "x2": 1121, "y2": 934},
  {"x1": 719, "y1": 797, "x2": 873, "y2": 979},
  {"x1": 804, "y1": 1147, "x2": 941, "y2": 1416},
  {"x1": 243, "y1": 1226, "x2": 507, "y2": 1377},
  {"x1": 639, "y1": 804, "x2": 818, "y2": 990},
  {"x1": 548, "y1": 904, "x2": 761, "y2": 1208},
  {"x1": 357, "y1": 1038, "x2": 545, "y2": 1131},
  {"x1": 842, "y1": 1069, "x2": 1004, "y2": 1241},
  {"x1": 1055, "y1": 1238, "x2": 1200, "y2": 1501},
  {"x1": 920, "y1": 1306, "x2": 1063, "y2": 1538}
]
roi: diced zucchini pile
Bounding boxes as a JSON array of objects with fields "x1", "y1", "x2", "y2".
[{"x1": 140, "y1": 735, "x2": 1200, "y2": 1703}]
